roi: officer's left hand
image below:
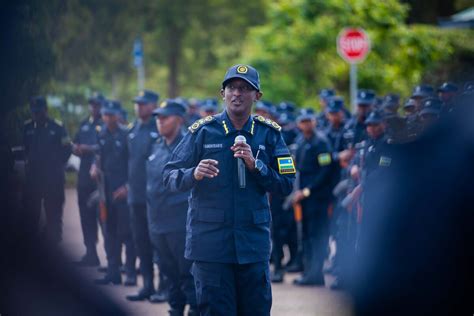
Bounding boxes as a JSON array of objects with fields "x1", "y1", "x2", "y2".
[
  {"x1": 231, "y1": 142, "x2": 256, "y2": 172},
  {"x1": 293, "y1": 190, "x2": 305, "y2": 203},
  {"x1": 113, "y1": 185, "x2": 128, "y2": 201}
]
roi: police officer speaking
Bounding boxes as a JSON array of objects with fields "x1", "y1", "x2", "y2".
[{"x1": 163, "y1": 64, "x2": 295, "y2": 315}]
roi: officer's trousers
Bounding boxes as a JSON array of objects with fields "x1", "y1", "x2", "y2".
[
  {"x1": 130, "y1": 203, "x2": 154, "y2": 288},
  {"x1": 191, "y1": 261, "x2": 272, "y2": 316},
  {"x1": 104, "y1": 199, "x2": 136, "y2": 275},
  {"x1": 77, "y1": 185, "x2": 98, "y2": 253},
  {"x1": 25, "y1": 186, "x2": 65, "y2": 243},
  {"x1": 270, "y1": 197, "x2": 298, "y2": 270},
  {"x1": 301, "y1": 199, "x2": 330, "y2": 282},
  {"x1": 151, "y1": 231, "x2": 196, "y2": 311}
]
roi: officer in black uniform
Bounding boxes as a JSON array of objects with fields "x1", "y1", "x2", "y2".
[
  {"x1": 292, "y1": 109, "x2": 334, "y2": 286},
  {"x1": 93, "y1": 100, "x2": 136, "y2": 286},
  {"x1": 419, "y1": 98, "x2": 443, "y2": 132},
  {"x1": 410, "y1": 84, "x2": 434, "y2": 113},
  {"x1": 362, "y1": 111, "x2": 391, "y2": 181},
  {"x1": 23, "y1": 96, "x2": 72, "y2": 244},
  {"x1": 381, "y1": 94, "x2": 408, "y2": 142},
  {"x1": 343, "y1": 89, "x2": 374, "y2": 146},
  {"x1": 437, "y1": 82, "x2": 458, "y2": 114},
  {"x1": 163, "y1": 64, "x2": 294, "y2": 315},
  {"x1": 72, "y1": 93, "x2": 105, "y2": 266},
  {"x1": 316, "y1": 89, "x2": 335, "y2": 130},
  {"x1": 126, "y1": 90, "x2": 160, "y2": 301},
  {"x1": 147, "y1": 99, "x2": 198, "y2": 316},
  {"x1": 323, "y1": 98, "x2": 355, "y2": 279}
]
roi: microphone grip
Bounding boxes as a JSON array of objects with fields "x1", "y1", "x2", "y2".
[{"x1": 238, "y1": 158, "x2": 246, "y2": 189}]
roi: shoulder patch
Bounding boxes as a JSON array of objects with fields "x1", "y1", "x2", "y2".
[
  {"x1": 253, "y1": 115, "x2": 281, "y2": 132},
  {"x1": 188, "y1": 116, "x2": 215, "y2": 133},
  {"x1": 277, "y1": 156, "x2": 296, "y2": 174},
  {"x1": 127, "y1": 122, "x2": 134, "y2": 130},
  {"x1": 54, "y1": 119, "x2": 63, "y2": 126},
  {"x1": 317, "y1": 153, "x2": 332, "y2": 166}
]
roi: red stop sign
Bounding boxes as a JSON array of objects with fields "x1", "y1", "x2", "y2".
[{"x1": 337, "y1": 28, "x2": 371, "y2": 63}]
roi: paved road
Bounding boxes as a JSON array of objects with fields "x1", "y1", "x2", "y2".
[{"x1": 61, "y1": 188, "x2": 353, "y2": 316}]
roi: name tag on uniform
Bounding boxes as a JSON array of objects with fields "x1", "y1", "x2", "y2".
[
  {"x1": 204, "y1": 143, "x2": 223, "y2": 149},
  {"x1": 277, "y1": 157, "x2": 296, "y2": 174},
  {"x1": 317, "y1": 153, "x2": 331, "y2": 166},
  {"x1": 379, "y1": 156, "x2": 392, "y2": 167}
]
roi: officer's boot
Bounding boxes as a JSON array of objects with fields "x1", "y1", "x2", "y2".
[
  {"x1": 126, "y1": 270, "x2": 155, "y2": 301},
  {"x1": 94, "y1": 266, "x2": 121, "y2": 285},
  {"x1": 149, "y1": 272, "x2": 169, "y2": 303}
]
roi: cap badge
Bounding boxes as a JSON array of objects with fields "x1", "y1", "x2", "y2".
[{"x1": 237, "y1": 65, "x2": 248, "y2": 74}]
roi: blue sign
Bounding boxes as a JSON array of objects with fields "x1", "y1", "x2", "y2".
[{"x1": 133, "y1": 38, "x2": 143, "y2": 68}]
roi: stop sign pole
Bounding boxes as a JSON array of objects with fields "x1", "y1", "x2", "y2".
[{"x1": 337, "y1": 28, "x2": 371, "y2": 113}]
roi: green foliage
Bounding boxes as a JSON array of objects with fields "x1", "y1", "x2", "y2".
[{"x1": 242, "y1": 0, "x2": 469, "y2": 110}]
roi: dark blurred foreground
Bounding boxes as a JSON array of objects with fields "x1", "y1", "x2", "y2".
[{"x1": 351, "y1": 95, "x2": 474, "y2": 315}]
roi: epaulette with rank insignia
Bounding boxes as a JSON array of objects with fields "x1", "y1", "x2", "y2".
[
  {"x1": 127, "y1": 122, "x2": 134, "y2": 130},
  {"x1": 54, "y1": 119, "x2": 63, "y2": 126},
  {"x1": 253, "y1": 115, "x2": 281, "y2": 132},
  {"x1": 188, "y1": 116, "x2": 215, "y2": 133}
]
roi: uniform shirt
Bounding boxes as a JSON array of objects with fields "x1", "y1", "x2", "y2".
[
  {"x1": 362, "y1": 134, "x2": 392, "y2": 182},
  {"x1": 344, "y1": 116, "x2": 368, "y2": 146},
  {"x1": 163, "y1": 111, "x2": 294, "y2": 264},
  {"x1": 127, "y1": 119, "x2": 159, "y2": 205},
  {"x1": 146, "y1": 132, "x2": 189, "y2": 234},
  {"x1": 73, "y1": 117, "x2": 103, "y2": 188},
  {"x1": 23, "y1": 118, "x2": 71, "y2": 189},
  {"x1": 324, "y1": 123, "x2": 349, "y2": 192},
  {"x1": 97, "y1": 126, "x2": 128, "y2": 198},
  {"x1": 294, "y1": 131, "x2": 334, "y2": 201}
]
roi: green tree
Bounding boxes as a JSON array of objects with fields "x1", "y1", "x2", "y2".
[{"x1": 241, "y1": 0, "x2": 470, "y2": 109}]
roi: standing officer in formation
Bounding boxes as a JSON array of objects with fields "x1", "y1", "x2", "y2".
[
  {"x1": 92, "y1": 100, "x2": 136, "y2": 286},
  {"x1": 23, "y1": 96, "x2": 72, "y2": 244},
  {"x1": 292, "y1": 109, "x2": 334, "y2": 286},
  {"x1": 72, "y1": 93, "x2": 105, "y2": 266},
  {"x1": 163, "y1": 64, "x2": 294, "y2": 315},
  {"x1": 125, "y1": 90, "x2": 161, "y2": 301},
  {"x1": 148, "y1": 99, "x2": 198, "y2": 316},
  {"x1": 343, "y1": 89, "x2": 375, "y2": 146}
]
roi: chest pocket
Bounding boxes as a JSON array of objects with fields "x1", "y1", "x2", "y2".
[{"x1": 200, "y1": 147, "x2": 230, "y2": 187}]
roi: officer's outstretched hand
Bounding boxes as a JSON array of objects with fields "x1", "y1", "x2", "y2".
[
  {"x1": 194, "y1": 159, "x2": 219, "y2": 181},
  {"x1": 231, "y1": 142, "x2": 256, "y2": 172}
]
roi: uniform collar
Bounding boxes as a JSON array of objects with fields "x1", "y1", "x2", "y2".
[{"x1": 217, "y1": 110, "x2": 254, "y2": 136}]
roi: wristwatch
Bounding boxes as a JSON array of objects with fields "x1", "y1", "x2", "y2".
[{"x1": 255, "y1": 159, "x2": 265, "y2": 173}]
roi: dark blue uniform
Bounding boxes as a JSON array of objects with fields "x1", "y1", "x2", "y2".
[
  {"x1": 147, "y1": 132, "x2": 196, "y2": 312},
  {"x1": 163, "y1": 111, "x2": 294, "y2": 315},
  {"x1": 97, "y1": 126, "x2": 136, "y2": 279},
  {"x1": 127, "y1": 119, "x2": 158, "y2": 289},
  {"x1": 73, "y1": 117, "x2": 102, "y2": 257},
  {"x1": 294, "y1": 131, "x2": 333, "y2": 284},
  {"x1": 23, "y1": 118, "x2": 71, "y2": 242}
]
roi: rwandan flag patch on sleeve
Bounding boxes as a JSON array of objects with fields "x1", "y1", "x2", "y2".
[
  {"x1": 317, "y1": 153, "x2": 331, "y2": 166},
  {"x1": 277, "y1": 157, "x2": 296, "y2": 174}
]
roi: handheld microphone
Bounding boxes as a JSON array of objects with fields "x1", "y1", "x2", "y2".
[{"x1": 234, "y1": 135, "x2": 247, "y2": 189}]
